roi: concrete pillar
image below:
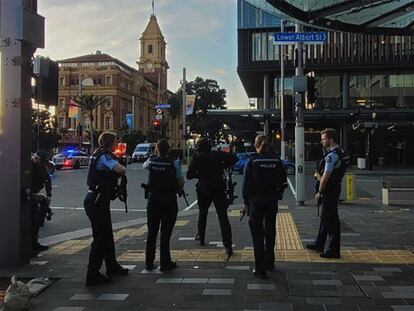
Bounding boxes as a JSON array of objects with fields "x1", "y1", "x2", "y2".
[
  {"x1": 0, "y1": 0, "x2": 42, "y2": 267},
  {"x1": 263, "y1": 74, "x2": 270, "y2": 136}
]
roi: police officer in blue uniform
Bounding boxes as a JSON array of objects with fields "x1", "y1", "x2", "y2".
[
  {"x1": 187, "y1": 138, "x2": 238, "y2": 255},
  {"x1": 84, "y1": 132, "x2": 128, "y2": 287},
  {"x1": 242, "y1": 134, "x2": 287, "y2": 279},
  {"x1": 306, "y1": 128, "x2": 345, "y2": 259},
  {"x1": 143, "y1": 139, "x2": 184, "y2": 272},
  {"x1": 30, "y1": 150, "x2": 52, "y2": 256}
]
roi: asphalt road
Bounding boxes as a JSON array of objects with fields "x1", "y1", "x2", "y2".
[{"x1": 39, "y1": 162, "x2": 408, "y2": 239}]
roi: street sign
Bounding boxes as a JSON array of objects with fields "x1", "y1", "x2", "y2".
[
  {"x1": 156, "y1": 109, "x2": 162, "y2": 115},
  {"x1": 155, "y1": 114, "x2": 162, "y2": 120},
  {"x1": 273, "y1": 32, "x2": 327, "y2": 44},
  {"x1": 155, "y1": 104, "x2": 170, "y2": 109}
]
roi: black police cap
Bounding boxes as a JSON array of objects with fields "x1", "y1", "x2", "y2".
[{"x1": 35, "y1": 150, "x2": 50, "y2": 163}]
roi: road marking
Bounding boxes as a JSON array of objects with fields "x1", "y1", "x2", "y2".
[
  {"x1": 287, "y1": 177, "x2": 296, "y2": 197},
  {"x1": 357, "y1": 179, "x2": 379, "y2": 182},
  {"x1": 183, "y1": 200, "x2": 198, "y2": 211},
  {"x1": 51, "y1": 206, "x2": 146, "y2": 212}
]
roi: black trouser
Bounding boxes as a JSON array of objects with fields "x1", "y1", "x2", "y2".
[
  {"x1": 314, "y1": 187, "x2": 341, "y2": 255},
  {"x1": 30, "y1": 199, "x2": 41, "y2": 249},
  {"x1": 146, "y1": 192, "x2": 178, "y2": 268},
  {"x1": 248, "y1": 194, "x2": 279, "y2": 273},
  {"x1": 84, "y1": 192, "x2": 118, "y2": 274},
  {"x1": 196, "y1": 187, "x2": 232, "y2": 247}
]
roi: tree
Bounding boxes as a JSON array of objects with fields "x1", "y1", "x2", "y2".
[
  {"x1": 167, "y1": 94, "x2": 181, "y2": 120},
  {"x1": 75, "y1": 94, "x2": 108, "y2": 153},
  {"x1": 177, "y1": 77, "x2": 227, "y2": 141},
  {"x1": 32, "y1": 109, "x2": 60, "y2": 152}
]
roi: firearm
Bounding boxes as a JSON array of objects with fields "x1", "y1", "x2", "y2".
[
  {"x1": 141, "y1": 183, "x2": 149, "y2": 199},
  {"x1": 178, "y1": 188, "x2": 190, "y2": 207},
  {"x1": 117, "y1": 175, "x2": 128, "y2": 213},
  {"x1": 225, "y1": 168, "x2": 238, "y2": 205}
]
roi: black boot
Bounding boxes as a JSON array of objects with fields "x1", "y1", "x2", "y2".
[{"x1": 85, "y1": 271, "x2": 111, "y2": 287}]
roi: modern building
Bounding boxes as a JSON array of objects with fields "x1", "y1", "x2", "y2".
[
  {"x1": 235, "y1": 0, "x2": 414, "y2": 165},
  {"x1": 56, "y1": 14, "x2": 182, "y2": 148}
]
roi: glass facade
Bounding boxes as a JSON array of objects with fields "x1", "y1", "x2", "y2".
[{"x1": 238, "y1": 0, "x2": 282, "y2": 29}]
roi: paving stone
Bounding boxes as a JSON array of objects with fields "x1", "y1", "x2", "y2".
[
  {"x1": 247, "y1": 283, "x2": 276, "y2": 290},
  {"x1": 70, "y1": 293, "x2": 96, "y2": 300},
  {"x1": 30, "y1": 260, "x2": 48, "y2": 266},
  {"x1": 52, "y1": 308, "x2": 86, "y2": 311},
  {"x1": 140, "y1": 268, "x2": 162, "y2": 274},
  {"x1": 354, "y1": 275, "x2": 384, "y2": 281},
  {"x1": 391, "y1": 306, "x2": 414, "y2": 311},
  {"x1": 203, "y1": 289, "x2": 232, "y2": 295},
  {"x1": 181, "y1": 278, "x2": 208, "y2": 284},
  {"x1": 227, "y1": 266, "x2": 251, "y2": 270},
  {"x1": 312, "y1": 280, "x2": 343, "y2": 285},
  {"x1": 382, "y1": 292, "x2": 414, "y2": 299},
  {"x1": 306, "y1": 297, "x2": 341, "y2": 305},
  {"x1": 391, "y1": 286, "x2": 414, "y2": 291},
  {"x1": 156, "y1": 278, "x2": 183, "y2": 284},
  {"x1": 374, "y1": 268, "x2": 402, "y2": 273},
  {"x1": 208, "y1": 278, "x2": 234, "y2": 284},
  {"x1": 97, "y1": 293, "x2": 129, "y2": 300}
]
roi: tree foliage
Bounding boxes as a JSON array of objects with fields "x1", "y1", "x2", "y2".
[
  {"x1": 174, "y1": 77, "x2": 227, "y2": 141},
  {"x1": 118, "y1": 128, "x2": 145, "y2": 155},
  {"x1": 167, "y1": 94, "x2": 181, "y2": 120},
  {"x1": 32, "y1": 109, "x2": 60, "y2": 152}
]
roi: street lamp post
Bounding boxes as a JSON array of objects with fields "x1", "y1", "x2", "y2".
[{"x1": 182, "y1": 68, "x2": 187, "y2": 161}]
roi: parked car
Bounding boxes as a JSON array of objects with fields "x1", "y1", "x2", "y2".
[
  {"x1": 132, "y1": 143, "x2": 156, "y2": 162},
  {"x1": 232, "y1": 152, "x2": 295, "y2": 175},
  {"x1": 52, "y1": 150, "x2": 89, "y2": 170}
]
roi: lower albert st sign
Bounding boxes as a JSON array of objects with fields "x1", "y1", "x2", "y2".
[{"x1": 274, "y1": 32, "x2": 327, "y2": 44}]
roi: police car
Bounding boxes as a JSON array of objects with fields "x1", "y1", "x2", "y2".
[{"x1": 52, "y1": 149, "x2": 90, "y2": 170}]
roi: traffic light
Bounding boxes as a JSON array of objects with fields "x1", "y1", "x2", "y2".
[
  {"x1": 152, "y1": 119, "x2": 161, "y2": 131},
  {"x1": 307, "y1": 76, "x2": 315, "y2": 104},
  {"x1": 275, "y1": 131, "x2": 281, "y2": 140}
]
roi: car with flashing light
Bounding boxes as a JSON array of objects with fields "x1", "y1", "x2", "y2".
[
  {"x1": 232, "y1": 152, "x2": 295, "y2": 175},
  {"x1": 52, "y1": 149, "x2": 90, "y2": 170}
]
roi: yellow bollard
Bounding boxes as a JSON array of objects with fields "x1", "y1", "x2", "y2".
[{"x1": 345, "y1": 173, "x2": 356, "y2": 201}]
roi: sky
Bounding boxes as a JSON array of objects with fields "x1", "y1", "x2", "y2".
[{"x1": 37, "y1": 0, "x2": 249, "y2": 109}]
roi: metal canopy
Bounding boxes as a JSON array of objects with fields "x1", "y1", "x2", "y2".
[{"x1": 266, "y1": 0, "x2": 414, "y2": 35}]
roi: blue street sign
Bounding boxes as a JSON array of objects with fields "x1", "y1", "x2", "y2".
[
  {"x1": 155, "y1": 104, "x2": 171, "y2": 109},
  {"x1": 273, "y1": 32, "x2": 327, "y2": 44}
]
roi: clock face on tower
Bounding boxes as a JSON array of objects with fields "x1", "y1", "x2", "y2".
[{"x1": 145, "y1": 62, "x2": 154, "y2": 73}]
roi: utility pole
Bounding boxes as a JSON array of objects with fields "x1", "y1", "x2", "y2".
[
  {"x1": 182, "y1": 68, "x2": 186, "y2": 161},
  {"x1": 294, "y1": 22, "x2": 305, "y2": 206},
  {"x1": 0, "y1": 0, "x2": 44, "y2": 267},
  {"x1": 77, "y1": 73, "x2": 83, "y2": 149},
  {"x1": 280, "y1": 19, "x2": 286, "y2": 160}
]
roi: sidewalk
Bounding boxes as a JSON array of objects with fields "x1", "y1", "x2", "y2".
[{"x1": 1, "y1": 200, "x2": 413, "y2": 311}]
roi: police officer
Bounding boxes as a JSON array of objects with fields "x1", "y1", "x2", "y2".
[
  {"x1": 84, "y1": 132, "x2": 128, "y2": 287},
  {"x1": 143, "y1": 139, "x2": 184, "y2": 271},
  {"x1": 30, "y1": 150, "x2": 52, "y2": 257},
  {"x1": 187, "y1": 138, "x2": 238, "y2": 255},
  {"x1": 306, "y1": 128, "x2": 344, "y2": 258},
  {"x1": 242, "y1": 134, "x2": 287, "y2": 279}
]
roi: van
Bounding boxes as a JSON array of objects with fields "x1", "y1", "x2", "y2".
[{"x1": 132, "y1": 143, "x2": 156, "y2": 162}]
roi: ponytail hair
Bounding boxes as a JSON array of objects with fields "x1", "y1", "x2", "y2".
[{"x1": 255, "y1": 134, "x2": 272, "y2": 154}]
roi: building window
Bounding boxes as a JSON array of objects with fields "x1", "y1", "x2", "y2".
[
  {"x1": 59, "y1": 77, "x2": 65, "y2": 86},
  {"x1": 59, "y1": 98, "x2": 66, "y2": 109},
  {"x1": 93, "y1": 78, "x2": 102, "y2": 85},
  {"x1": 58, "y1": 117, "x2": 64, "y2": 129},
  {"x1": 105, "y1": 97, "x2": 113, "y2": 109},
  {"x1": 148, "y1": 44, "x2": 153, "y2": 54},
  {"x1": 120, "y1": 79, "x2": 125, "y2": 88},
  {"x1": 104, "y1": 115, "x2": 113, "y2": 130},
  {"x1": 106, "y1": 75, "x2": 112, "y2": 85}
]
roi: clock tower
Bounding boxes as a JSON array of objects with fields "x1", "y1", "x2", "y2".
[{"x1": 138, "y1": 14, "x2": 169, "y2": 91}]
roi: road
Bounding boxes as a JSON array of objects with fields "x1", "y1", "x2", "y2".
[{"x1": 39, "y1": 162, "x2": 411, "y2": 240}]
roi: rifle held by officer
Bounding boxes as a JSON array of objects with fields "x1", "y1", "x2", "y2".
[
  {"x1": 178, "y1": 188, "x2": 189, "y2": 207},
  {"x1": 118, "y1": 175, "x2": 128, "y2": 213},
  {"x1": 225, "y1": 168, "x2": 238, "y2": 205},
  {"x1": 141, "y1": 183, "x2": 149, "y2": 199}
]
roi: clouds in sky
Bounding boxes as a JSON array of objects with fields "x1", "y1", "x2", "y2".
[{"x1": 37, "y1": 0, "x2": 249, "y2": 108}]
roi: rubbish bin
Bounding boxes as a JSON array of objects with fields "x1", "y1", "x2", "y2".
[
  {"x1": 340, "y1": 173, "x2": 356, "y2": 202},
  {"x1": 357, "y1": 157, "x2": 366, "y2": 170}
]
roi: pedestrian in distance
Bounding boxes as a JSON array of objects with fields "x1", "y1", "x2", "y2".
[
  {"x1": 306, "y1": 128, "x2": 348, "y2": 259},
  {"x1": 30, "y1": 150, "x2": 53, "y2": 257},
  {"x1": 143, "y1": 139, "x2": 184, "y2": 272},
  {"x1": 84, "y1": 131, "x2": 129, "y2": 287},
  {"x1": 187, "y1": 138, "x2": 238, "y2": 256},
  {"x1": 242, "y1": 134, "x2": 287, "y2": 279}
]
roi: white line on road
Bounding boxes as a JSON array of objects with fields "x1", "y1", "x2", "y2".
[
  {"x1": 183, "y1": 200, "x2": 198, "y2": 212},
  {"x1": 357, "y1": 179, "x2": 379, "y2": 182},
  {"x1": 51, "y1": 206, "x2": 147, "y2": 212},
  {"x1": 287, "y1": 177, "x2": 296, "y2": 198}
]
